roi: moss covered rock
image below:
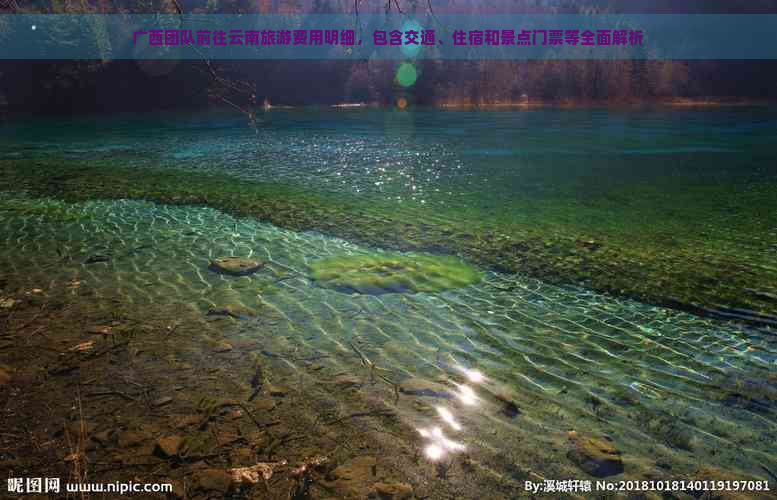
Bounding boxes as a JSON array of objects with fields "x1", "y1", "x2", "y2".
[
  {"x1": 567, "y1": 435, "x2": 624, "y2": 478},
  {"x1": 309, "y1": 252, "x2": 481, "y2": 295},
  {"x1": 208, "y1": 257, "x2": 264, "y2": 276}
]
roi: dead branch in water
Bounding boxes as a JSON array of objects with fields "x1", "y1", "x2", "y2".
[
  {"x1": 323, "y1": 408, "x2": 396, "y2": 426},
  {"x1": 349, "y1": 341, "x2": 399, "y2": 403},
  {"x1": 64, "y1": 386, "x2": 89, "y2": 500}
]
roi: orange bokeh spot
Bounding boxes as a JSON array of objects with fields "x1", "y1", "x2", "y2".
[{"x1": 397, "y1": 97, "x2": 408, "y2": 109}]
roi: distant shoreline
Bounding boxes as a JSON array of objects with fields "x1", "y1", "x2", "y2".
[
  {"x1": 435, "y1": 97, "x2": 774, "y2": 109},
  {"x1": 3, "y1": 97, "x2": 773, "y2": 119},
  {"x1": 259, "y1": 97, "x2": 776, "y2": 112}
]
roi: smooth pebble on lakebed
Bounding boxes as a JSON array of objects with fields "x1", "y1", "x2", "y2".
[{"x1": 208, "y1": 256, "x2": 264, "y2": 276}]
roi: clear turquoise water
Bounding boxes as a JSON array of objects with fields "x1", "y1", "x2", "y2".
[
  {"x1": 4, "y1": 108, "x2": 777, "y2": 207},
  {"x1": 1, "y1": 109, "x2": 777, "y2": 485}
]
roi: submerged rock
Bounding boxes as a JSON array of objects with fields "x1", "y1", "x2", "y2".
[
  {"x1": 210, "y1": 340, "x2": 233, "y2": 353},
  {"x1": 253, "y1": 398, "x2": 276, "y2": 411},
  {"x1": 208, "y1": 257, "x2": 264, "y2": 276},
  {"x1": 151, "y1": 396, "x2": 173, "y2": 408},
  {"x1": 193, "y1": 468, "x2": 232, "y2": 493},
  {"x1": 86, "y1": 325, "x2": 114, "y2": 335},
  {"x1": 399, "y1": 378, "x2": 453, "y2": 399},
  {"x1": 117, "y1": 430, "x2": 148, "y2": 448},
  {"x1": 154, "y1": 435, "x2": 184, "y2": 458},
  {"x1": 230, "y1": 447, "x2": 254, "y2": 466},
  {"x1": 165, "y1": 479, "x2": 186, "y2": 499},
  {"x1": 206, "y1": 304, "x2": 257, "y2": 319},
  {"x1": 173, "y1": 415, "x2": 200, "y2": 429},
  {"x1": 412, "y1": 400, "x2": 434, "y2": 414},
  {"x1": 325, "y1": 456, "x2": 378, "y2": 497},
  {"x1": 567, "y1": 435, "x2": 624, "y2": 477},
  {"x1": 309, "y1": 252, "x2": 481, "y2": 295},
  {"x1": 90, "y1": 430, "x2": 113, "y2": 447},
  {"x1": 246, "y1": 430, "x2": 268, "y2": 450},
  {"x1": 0, "y1": 367, "x2": 11, "y2": 386},
  {"x1": 84, "y1": 254, "x2": 111, "y2": 265},
  {"x1": 575, "y1": 238, "x2": 601, "y2": 251},
  {"x1": 267, "y1": 384, "x2": 290, "y2": 397},
  {"x1": 334, "y1": 456, "x2": 377, "y2": 477},
  {"x1": 501, "y1": 400, "x2": 521, "y2": 419},
  {"x1": 373, "y1": 482, "x2": 413, "y2": 499}
]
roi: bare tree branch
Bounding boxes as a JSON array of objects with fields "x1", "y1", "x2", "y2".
[{"x1": 169, "y1": 0, "x2": 257, "y2": 127}]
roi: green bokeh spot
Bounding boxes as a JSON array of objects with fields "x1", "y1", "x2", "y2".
[{"x1": 396, "y1": 63, "x2": 417, "y2": 87}]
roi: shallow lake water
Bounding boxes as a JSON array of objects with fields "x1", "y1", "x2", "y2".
[{"x1": 1, "y1": 108, "x2": 776, "y2": 497}]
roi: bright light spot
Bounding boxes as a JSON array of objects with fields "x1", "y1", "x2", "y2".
[
  {"x1": 436, "y1": 406, "x2": 462, "y2": 431},
  {"x1": 441, "y1": 437, "x2": 466, "y2": 452},
  {"x1": 396, "y1": 96, "x2": 408, "y2": 109},
  {"x1": 31, "y1": 25, "x2": 37, "y2": 30},
  {"x1": 396, "y1": 62, "x2": 417, "y2": 87},
  {"x1": 465, "y1": 369, "x2": 485, "y2": 383},
  {"x1": 419, "y1": 422, "x2": 467, "y2": 462},
  {"x1": 456, "y1": 384, "x2": 478, "y2": 406},
  {"x1": 425, "y1": 444, "x2": 445, "y2": 461}
]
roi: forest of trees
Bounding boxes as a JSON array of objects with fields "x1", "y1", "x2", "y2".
[{"x1": 1, "y1": 0, "x2": 776, "y2": 113}]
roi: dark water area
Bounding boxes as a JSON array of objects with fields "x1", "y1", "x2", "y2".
[{"x1": 1, "y1": 107, "x2": 776, "y2": 498}]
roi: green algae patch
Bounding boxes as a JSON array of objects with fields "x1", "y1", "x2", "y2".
[
  {"x1": 0, "y1": 197, "x2": 91, "y2": 222},
  {"x1": 309, "y1": 253, "x2": 482, "y2": 295},
  {"x1": 2, "y1": 158, "x2": 777, "y2": 325}
]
